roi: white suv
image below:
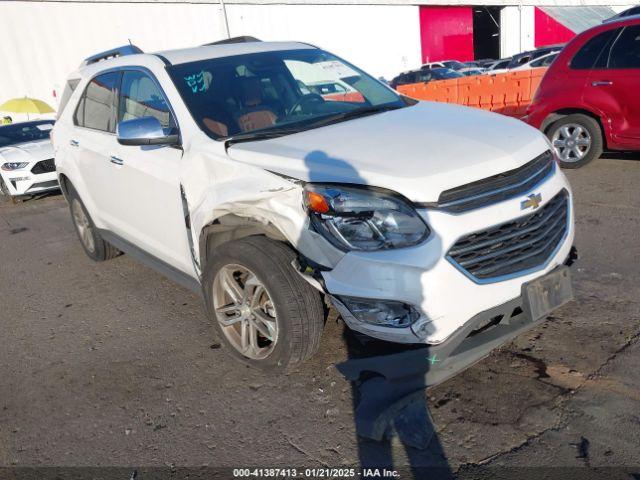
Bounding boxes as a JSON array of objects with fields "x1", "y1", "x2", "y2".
[{"x1": 52, "y1": 39, "x2": 575, "y2": 377}]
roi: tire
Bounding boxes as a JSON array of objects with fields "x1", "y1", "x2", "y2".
[
  {"x1": 203, "y1": 236, "x2": 325, "y2": 372},
  {"x1": 0, "y1": 177, "x2": 18, "y2": 204},
  {"x1": 66, "y1": 184, "x2": 120, "y2": 261},
  {"x1": 546, "y1": 114, "x2": 603, "y2": 169}
]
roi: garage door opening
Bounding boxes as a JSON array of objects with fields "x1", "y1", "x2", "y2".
[{"x1": 473, "y1": 6, "x2": 502, "y2": 60}]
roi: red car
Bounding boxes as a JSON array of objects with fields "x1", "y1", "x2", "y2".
[{"x1": 525, "y1": 17, "x2": 640, "y2": 168}]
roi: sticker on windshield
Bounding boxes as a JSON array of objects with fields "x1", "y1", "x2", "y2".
[
  {"x1": 36, "y1": 124, "x2": 53, "y2": 131},
  {"x1": 184, "y1": 70, "x2": 211, "y2": 93},
  {"x1": 316, "y1": 61, "x2": 359, "y2": 80}
]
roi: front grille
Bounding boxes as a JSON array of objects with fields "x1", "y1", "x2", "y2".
[
  {"x1": 447, "y1": 190, "x2": 569, "y2": 281},
  {"x1": 31, "y1": 159, "x2": 56, "y2": 174},
  {"x1": 438, "y1": 151, "x2": 555, "y2": 213}
]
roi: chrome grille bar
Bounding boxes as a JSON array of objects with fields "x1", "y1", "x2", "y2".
[
  {"x1": 437, "y1": 151, "x2": 555, "y2": 213},
  {"x1": 447, "y1": 190, "x2": 569, "y2": 282}
]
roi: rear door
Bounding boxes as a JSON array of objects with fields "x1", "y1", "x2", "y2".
[
  {"x1": 71, "y1": 71, "x2": 121, "y2": 226},
  {"x1": 586, "y1": 25, "x2": 640, "y2": 147},
  {"x1": 109, "y1": 69, "x2": 193, "y2": 274},
  {"x1": 565, "y1": 29, "x2": 619, "y2": 107}
]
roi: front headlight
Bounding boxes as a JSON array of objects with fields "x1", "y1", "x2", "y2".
[
  {"x1": 304, "y1": 184, "x2": 430, "y2": 251},
  {"x1": 1, "y1": 162, "x2": 29, "y2": 171}
]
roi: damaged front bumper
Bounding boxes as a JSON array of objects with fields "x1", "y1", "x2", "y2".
[{"x1": 337, "y1": 265, "x2": 573, "y2": 390}]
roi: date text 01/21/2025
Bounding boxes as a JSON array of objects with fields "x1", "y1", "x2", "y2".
[{"x1": 232, "y1": 468, "x2": 400, "y2": 478}]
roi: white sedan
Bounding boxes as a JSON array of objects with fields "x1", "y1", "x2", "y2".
[
  {"x1": 512, "y1": 52, "x2": 559, "y2": 71},
  {"x1": 0, "y1": 120, "x2": 58, "y2": 197}
]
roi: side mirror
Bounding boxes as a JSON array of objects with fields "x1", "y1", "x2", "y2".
[{"x1": 116, "y1": 116, "x2": 180, "y2": 147}]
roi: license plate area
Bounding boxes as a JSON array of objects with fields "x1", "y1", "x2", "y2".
[{"x1": 522, "y1": 266, "x2": 573, "y2": 321}]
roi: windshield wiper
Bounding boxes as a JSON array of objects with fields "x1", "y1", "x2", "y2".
[
  {"x1": 306, "y1": 104, "x2": 403, "y2": 128},
  {"x1": 224, "y1": 105, "x2": 403, "y2": 149},
  {"x1": 224, "y1": 127, "x2": 307, "y2": 149}
]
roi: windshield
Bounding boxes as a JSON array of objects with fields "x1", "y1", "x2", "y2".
[
  {"x1": 0, "y1": 121, "x2": 54, "y2": 148},
  {"x1": 430, "y1": 68, "x2": 464, "y2": 80},
  {"x1": 441, "y1": 61, "x2": 465, "y2": 70},
  {"x1": 167, "y1": 49, "x2": 405, "y2": 140}
]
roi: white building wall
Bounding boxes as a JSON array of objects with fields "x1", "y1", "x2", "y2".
[
  {"x1": 0, "y1": 1, "x2": 420, "y2": 117},
  {"x1": 500, "y1": 5, "x2": 535, "y2": 59},
  {"x1": 225, "y1": 5, "x2": 422, "y2": 81},
  {"x1": 0, "y1": 1, "x2": 227, "y2": 116}
]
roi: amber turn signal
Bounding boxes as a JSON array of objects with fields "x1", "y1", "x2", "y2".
[{"x1": 306, "y1": 191, "x2": 330, "y2": 214}]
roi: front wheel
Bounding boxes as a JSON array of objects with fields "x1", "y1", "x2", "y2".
[
  {"x1": 546, "y1": 114, "x2": 603, "y2": 169},
  {"x1": 203, "y1": 236, "x2": 325, "y2": 372}
]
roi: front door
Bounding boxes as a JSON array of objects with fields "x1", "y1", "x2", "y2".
[{"x1": 110, "y1": 69, "x2": 194, "y2": 275}]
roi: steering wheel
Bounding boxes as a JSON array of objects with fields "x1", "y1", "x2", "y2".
[{"x1": 286, "y1": 93, "x2": 325, "y2": 117}]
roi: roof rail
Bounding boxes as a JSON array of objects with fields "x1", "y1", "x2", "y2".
[
  {"x1": 81, "y1": 45, "x2": 144, "y2": 67},
  {"x1": 203, "y1": 36, "x2": 262, "y2": 46}
]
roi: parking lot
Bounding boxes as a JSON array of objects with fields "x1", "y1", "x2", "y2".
[{"x1": 1, "y1": 155, "x2": 639, "y2": 477}]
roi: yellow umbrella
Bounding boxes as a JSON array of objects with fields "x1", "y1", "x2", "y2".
[{"x1": 0, "y1": 97, "x2": 55, "y2": 119}]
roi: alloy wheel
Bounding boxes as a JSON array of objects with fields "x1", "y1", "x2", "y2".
[
  {"x1": 212, "y1": 264, "x2": 278, "y2": 360},
  {"x1": 72, "y1": 199, "x2": 95, "y2": 253},
  {"x1": 551, "y1": 123, "x2": 592, "y2": 163}
]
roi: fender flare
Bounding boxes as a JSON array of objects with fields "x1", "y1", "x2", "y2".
[
  {"x1": 541, "y1": 107, "x2": 608, "y2": 147},
  {"x1": 197, "y1": 214, "x2": 287, "y2": 270}
]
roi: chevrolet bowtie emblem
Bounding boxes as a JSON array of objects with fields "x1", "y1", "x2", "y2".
[{"x1": 521, "y1": 193, "x2": 542, "y2": 210}]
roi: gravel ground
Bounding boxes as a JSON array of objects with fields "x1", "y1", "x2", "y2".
[{"x1": 0, "y1": 155, "x2": 639, "y2": 479}]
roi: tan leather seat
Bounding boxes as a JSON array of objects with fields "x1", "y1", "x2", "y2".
[{"x1": 235, "y1": 77, "x2": 277, "y2": 132}]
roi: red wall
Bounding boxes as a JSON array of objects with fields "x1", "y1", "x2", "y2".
[
  {"x1": 419, "y1": 6, "x2": 474, "y2": 63},
  {"x1": 534, "y1": 7, "x2": 576, "y2": 48}
]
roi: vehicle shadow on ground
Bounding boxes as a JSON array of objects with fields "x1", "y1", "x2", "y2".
[
  {"x1": 601, "y1": 151, "x2": 640, "y2": 161},
  {"x1": 2, "y1": 189, "x2": 62, "y2": 204},
  {"x1": 303, "y1": 151, "x2": 453, "y2": 478}
]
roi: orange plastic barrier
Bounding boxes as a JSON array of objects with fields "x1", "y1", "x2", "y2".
[{"x1": 397, "y1": 67, "x2": 548, "y2": 118}]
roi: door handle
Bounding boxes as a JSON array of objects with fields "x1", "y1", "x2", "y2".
[
  {"x1": 69, "y1": 139, "x2": 79, "y2": 147},
  {"x1": 110, "y1": 155, "x2": 124, "y2": 166},
  {"x1": 592, "y1": 81, "x2": 613, "y2": 87}
]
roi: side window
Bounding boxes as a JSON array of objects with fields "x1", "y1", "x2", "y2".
[
  {"x1": 570, "y1": 29, "x2": 619, "y2": 69},
  {"x1": 57, "y1": 78, "x2": 80, "y2": 119},
  {"x1": 119, "y1": 70, "x2": 175, "y2": 130},
  {"x1": 74, "y1": 72, "x2": 119, "y2": 132},
  {"x1": 607, "y1": 26, "x2": 640, "y2": 69}
]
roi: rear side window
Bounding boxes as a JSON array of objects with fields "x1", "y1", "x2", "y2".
[
  {"x1": 118, "y1": 70, "x2": 175, "y2": 130},
  {"x1": 57, "y1": 79, "x2": 80, "y2": 119},
  {"x1": 608, "y1": 26, "x2": 640, "y2": 69},
  {"x1": 74, "y1": 72, "x2": 119, "y2": 132},
  {"x1": 570, "y1": 29, "x2": 619, "y2": 69}
]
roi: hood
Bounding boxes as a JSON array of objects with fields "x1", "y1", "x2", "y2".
[
  {"x1": 0, "y1": 140, "x2": 54, "y2": 164},
  {"x1": 227, "y1": 102, "x2": 550, "y2": 203}
]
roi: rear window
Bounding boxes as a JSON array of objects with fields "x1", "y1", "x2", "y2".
[{"x1": 570, "y1": 29, "x2": 619, "y2": 69}]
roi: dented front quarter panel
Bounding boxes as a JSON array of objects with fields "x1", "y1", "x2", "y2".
[{"x1": 180, "y1": 138, "x2": 345, "y2": 274}]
